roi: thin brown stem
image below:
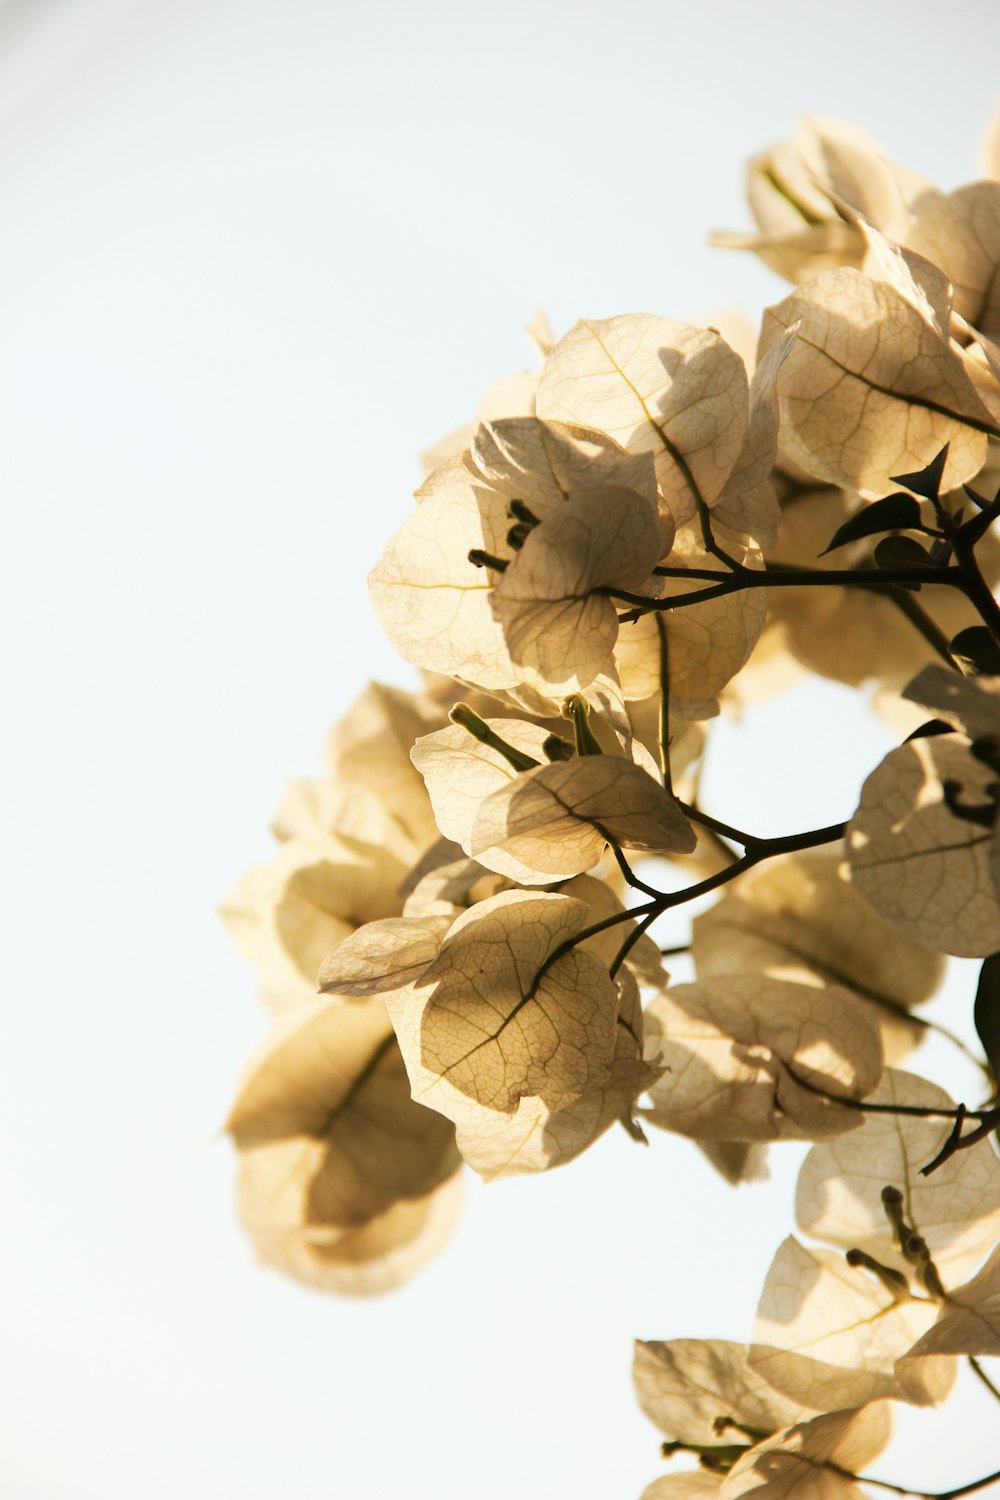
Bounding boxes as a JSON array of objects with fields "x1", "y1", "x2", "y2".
[
  {"x1": 528, "y1": 902, "x2": 658, "y2": 997},
  {"x1": 968, "y1": 1355, "x2": 1000, "y2": 1405},
  {"x1": 882, "y1": 586, "x2": 961, "y2": 669},
  {"x1": 530, "y1": 822, "x2": 847, "y2": 995},
  {"x1": 609, "y1": 843, "x2": 663, "y2": 900},
  {"x1": 921, "y1": 1111, "x2": 1000, "y2": 1175},
  {"x1": 847, "y1": 1467, "x2": 1000, "y2": 1498},
  {"x1": 608, "y1": 562, "x2": 971, "y2": 621},
  {"x1": 953, "y1": 528, "x2": 1000, "y2": 647},
  {"x1": 675, "y1": 799, "x2": 754, "y2": 848},
  {"x1": 772, "y1": 1447, "x2": 1000, "y2": 1497},
  {"x1": 779, "y1": 1062, "x2": 1000, "y2": 1168},
  {"x1": 654, "y1": 613, "x2": 673, "y2": 793},
  {"x1": 610, "y1": 907, "x2": 660, "y2": 979}
]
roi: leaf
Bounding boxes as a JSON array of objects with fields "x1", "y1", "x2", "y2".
[
  {"x1": 469, "y1": 753, "x2": 695, "y2": 882},
  {"x1": 846, "y1": 733, "x2": 1000, "y2": 956},
  {"x1": 575, "y1": 668, "x2": 666, "y2": 780},
  {"x1": 691, "y1": 846, "x2": 943, "y2": 1065},
  {"x1": 712, "y1": 330, "x2": 797, "y2": 545},
  {"x1": 795, "y1": 115, "x2": 935, "y2": 234},
  {"x1": 748, "y1": 1237, "x2": 952, "y2": 1412},
  {"x1": 796, "y1": 1068, "x2": 1000, "y2": 1285},
  {"x1": 890, "y1": 443, "x2": 951, "y2": 502},
  {"x1": 535, "y1": 315, "x2": 750, "y2": 526},
  {"x1": 468, "y1": 415, "x2": 579, "y2": 516},
  {"x1": 641, "y1": 1477, "x2": 722, "y2": 1500},
  {"x1": 820, "y1": 491, "x2": 923, "y2": 554},
  {"x1": 625, "y1": 694, "x2": 706, "y2": 797},
  {"x1": 642, "y1": 975, "x2": 883, "y2": 1143},
  {"x1": 394, "y1": 890, "x2": 620, "y2": 1116},
  {"x1": 974, "y1": 952, "x2": 1000, "y2": 1086},
  {"x1": 712, "y1": 130, "x2": 868, "y2": 286},
  {"x1": 227, "y1": 997, "x2": 460, "y2": 1229},
  {"x1": 720, "y1": 1403, "x2": 893, "y2": 1499},
  {"x1": 409, "y1": 716, "x2": 554, "y2": 865},
  {"x1": 633, "y1": 1339, "x2": 809, "y2": 1447},
  {"x1": 560, "y1": 872, "x2": 667, "y2": 988},
  {"x1": 715, "y1": 114, "x2": 937, "y2": 288},
  {"x1": 712, "y1": 479, "x2": 781, "y2": 551},
  {"x1": 860, "y1": 225, "x2": 954, "y2": 339},
  {"x1": 453, "y1": 970, "x2": 660, "y2": 1178},
  {"x1": 615, "y1": 523, "x2": 767, "y2": 719},
  {"x1": 236, "y1": 1149, "x2": 463, "y2": 1297},
  {"x1": 228, "y1": 998, "x2": 463, "y2": 1294},
  {"x1": 399, "y1": 847, "x2": 483, "y2": 913},
  {"x1": 418, "y1": 422, "x2": 474, "y2": 477},
  {"x1": 220, "y1": 834, "x2": 409, "y2": 1012},
  {"x1": 476, "y1": 369, "x2": 538, "y2": 420},
  {"x1": 765, "y1": 485, "x2": 988, "y2": 693},
  {"x1": 872, "y1": 533, "x2": 935, "y2": 575},
  {"x1": 906, "y1": 182, "x2": 1000, "y2": 339},
  {"x1": 905, "y1": 719, "x2": 955, "y2": 741},
  {"x1": 695, "y1": 1140, "x2": 771, "y2": 1186},
  {"x1": 272, "y1": 777, "x2": 420, "y2": 861},
  {"x1": 898, "y1": 1241, "x2": 1000, "y2": 1362},
  {"x1": 316, "y1": 914, "x2": 454, "y2": 997},
  {"x1": 759, "y1": 267, "x2": 992, "y2": 499},
  {"x1": 713, "y1": 219, "x2": 863, "y2": 289},
  {"x1": 490, "y1": 484, "x2": 664, "y2": 692},
  {"x1": 368, "y1": 457, "x2": 522, "y2": 691},
  {"x1": 902, "y1": 663, "x2": 1000, "y2": 741},
  {"x1": 986, "y1": 104, "x2": 1000, "y2": 180},
  {"x1": 317, "y1": 680, "x2": 446, "y2": 851},
  {"x1": 950, "y1": 625, "x2": 1000, "y2": 675},
  {"x1": 469, "y1": 413, "x2": 660, "y2": 526}
]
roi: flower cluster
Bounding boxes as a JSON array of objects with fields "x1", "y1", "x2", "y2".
[{"x1": 224, "y1": 112, "x2": 1000, "y2": 1492}]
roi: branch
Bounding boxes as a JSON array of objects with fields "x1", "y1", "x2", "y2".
[
  {"x1": 608, "y1": 561, "x2": 971, "y2": 621},
  {"x1": 969, "y1": 1355, "x2": 1000, "y2": 1405},
  {"x1": 952, "y1": 526, "x2": 1000, "y2": 647},
  {"x1": 530, "y1": 822, "x2": 848, "y2": 993},
  {"x1": 609, "y1": 906, "x2": 660, "y2": 979},
  {"x1": 881, "y1": 585, "x2": 961, "y2": 668},
  {"x1": 647, "y1": 413, "x2": 742, "y2": 569},
  {"x1": 780, "y1": 1061, "x2": 1000, "y2": 1171},
  {"x1": 654, "y1": 613, "x2": 673, "y2": 793},
  {"x1": 919, "y1": 1109, "x2": 1000, "y2": 1176},
  {"x1": 609, "y1": 842, "x2": 663, "y2": 900},
  {"x1": 675, "y1": 800, "x2": 848, "y2": 859},
  {"x1": 854, "y1": 1464, "x2": 1000, "y2": 1499}
]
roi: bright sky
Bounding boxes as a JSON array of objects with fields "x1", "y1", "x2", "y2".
[{"x1": 2, "y1": 2, "x2": 1000, "y2": 1496}]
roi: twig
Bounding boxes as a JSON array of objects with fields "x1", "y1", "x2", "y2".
[
  {"x1": 968, "y1": 1355, "x2": 1000, "y2": 1405},
  {"x1": 654, "y1": 613, "x2": 673, "y2": 793}
]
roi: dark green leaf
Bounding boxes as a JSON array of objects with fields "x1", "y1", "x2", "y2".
[
  {"x1": 950, "y1": 626, "x2": 1000, "y2": 676},
  {"x1": 959, "y1": 489, "x2": 1000, "y2": 545},
  {"x1": 962, "y1": 483, "x2": 999, "y2": 514},
  {"x1": 974, "y1": 953, "x2": 1000, "y2": 1088},
  {"x1": 891, "y1": 444, "x2": 949, "y2": 502},
  {"x1": 873, "y1": 535, "x2": 936, "y2": 581},
  {"x1": 904, "y1": 719, "x2": 955, "y2": 742},
  {"x1": 820, "y1": 493, "x2": 923, "y2": 555}
]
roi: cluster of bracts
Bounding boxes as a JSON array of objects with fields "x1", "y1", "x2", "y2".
[{"x1": 224, "y1": 115, "x2": 1000, "y2": 1495}]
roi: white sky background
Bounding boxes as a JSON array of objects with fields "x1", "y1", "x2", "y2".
[{"x1": 2, "y1": 1, "x2": 1000, "y2": 1496}]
